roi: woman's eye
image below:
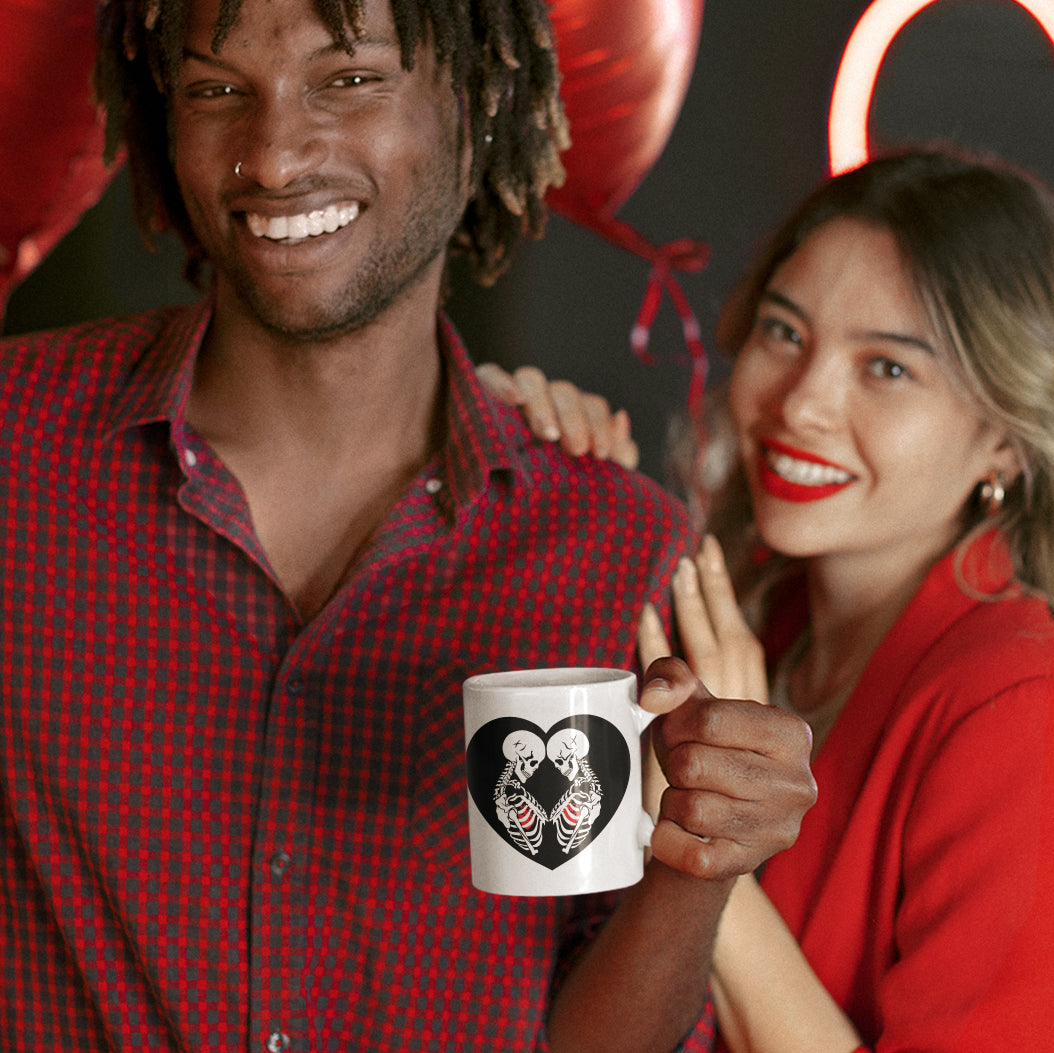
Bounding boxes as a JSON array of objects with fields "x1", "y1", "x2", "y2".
[
  {"x1": 868, "y1": 358, "x2": 911, "y2": 380},
  {"x1": 758, "y1": 317, "x2": 802, "y2": 345}
]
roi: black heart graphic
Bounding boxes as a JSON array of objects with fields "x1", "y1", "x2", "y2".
[{"x1": 466, "y1": 715, "x2": 631, "y2": 870}]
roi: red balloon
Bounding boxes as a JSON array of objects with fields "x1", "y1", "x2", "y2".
[
  {"x1": 546, "y1": 0, "x2": 709, "y2": 407},
  {"x1": 0, "y1": 0, "x2": 114, "y2": 311},
  {"x1": 547, "y1": 0, "x2": 705, "y2": 249}
]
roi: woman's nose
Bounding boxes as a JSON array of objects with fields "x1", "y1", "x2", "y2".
[{"x1": 776, "y1": 354, "x2": 847, "y2": 432}]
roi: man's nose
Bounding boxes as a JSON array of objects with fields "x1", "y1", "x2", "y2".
[{"x1": 234, "y1": 97, "x2": 328, "y2": 188}]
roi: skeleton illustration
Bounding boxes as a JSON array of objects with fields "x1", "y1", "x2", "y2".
[
  {"x1": 494, "y1": 730, "x2": 547, "y2": 856},
  {"x1": 547, "y1": 729, "x2": 602, "y2": 854}
]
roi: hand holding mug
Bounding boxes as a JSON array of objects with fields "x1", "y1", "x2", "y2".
[{"x1": 638, "y1": 655, "x2": 815, "y2": 882}]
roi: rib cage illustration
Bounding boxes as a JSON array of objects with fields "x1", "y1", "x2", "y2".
[
  {"x1": 494, "y1": 763, "x2": 546, "y2": 855},
  {"x1": 550, "y1": 762, "x2": 602, "y2": 854}
]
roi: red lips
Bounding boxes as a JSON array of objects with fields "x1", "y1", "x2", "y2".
[{"x1": 756, "y1": 439, "x2": 854, "y2": 503}]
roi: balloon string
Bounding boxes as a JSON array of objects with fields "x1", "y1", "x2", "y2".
[{"x1": 584, "y1": 213, "x2": 710, "y2": 415}]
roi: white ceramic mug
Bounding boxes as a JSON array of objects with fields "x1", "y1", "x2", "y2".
[{"x1": 463, "y1": 667, "x2": 656, "y2": 896}]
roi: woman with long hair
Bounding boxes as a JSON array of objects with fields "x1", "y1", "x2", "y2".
[{"x1": 481, "y1": 145, "x2": 1054, "y2": 1051}]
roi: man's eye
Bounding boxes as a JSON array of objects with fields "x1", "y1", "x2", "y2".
[
  {"x1": 185, "y1": 83, "x2": 240, "y2": 99},
  {"x1": 330, "y1": 73, "x2": 375, "y2": 88}
]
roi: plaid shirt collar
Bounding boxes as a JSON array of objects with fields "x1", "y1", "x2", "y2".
[{"x1": 102, "y1": 300, "x2": 530, "y2": 518}]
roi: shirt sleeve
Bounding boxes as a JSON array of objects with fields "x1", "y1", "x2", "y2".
[{"x1": 871, "y1": 675, "x2": 1054, "y2": 1051}]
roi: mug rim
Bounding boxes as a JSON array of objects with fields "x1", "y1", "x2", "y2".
[{"x1": 463, "y1": 667, "x2": 634, "y2": 691}]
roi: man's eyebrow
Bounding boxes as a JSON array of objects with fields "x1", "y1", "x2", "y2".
[
  {"x1": 182, "y1": 35, "x2": 400, "y2": 68},
  {"x1": 759, "y1": 287, "x2": 935, "y2": 354},
  {"x1": 182, "y1": 45, "x2": 234, "y2": 68}
]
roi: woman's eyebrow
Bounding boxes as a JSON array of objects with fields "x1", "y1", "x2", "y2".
[{"x1": 760, "y1": 288, "x2": 935, "y2": 354}]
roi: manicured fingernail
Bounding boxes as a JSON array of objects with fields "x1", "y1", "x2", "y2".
[
  {"x1": 674, "y1": 557, "x2": 697, "y2": 591},
  {"x1": 702, "y1": 534, "x2": 724, "y2": 572}
]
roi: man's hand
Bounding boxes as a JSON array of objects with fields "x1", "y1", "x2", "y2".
[{"x1": 640, "y1": 656, "x2": 816, "y2": 881}]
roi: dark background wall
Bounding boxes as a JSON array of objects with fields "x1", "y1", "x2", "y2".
[{"x1": 5, "y1": 0, "x2": 1054, "y2": 484}]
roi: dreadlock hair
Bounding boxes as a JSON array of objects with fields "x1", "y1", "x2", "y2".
[{"x1": 93, "y1": 0, "x2": 570, "y2": 288}]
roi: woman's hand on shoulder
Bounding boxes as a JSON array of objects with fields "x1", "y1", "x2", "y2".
[{"x1": 476, "y1": 362, "x2": 640, "y2": 470}]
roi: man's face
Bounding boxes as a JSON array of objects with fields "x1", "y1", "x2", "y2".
[{"x1": 170, "y1": 0, "x2": 471, "y2": 340}]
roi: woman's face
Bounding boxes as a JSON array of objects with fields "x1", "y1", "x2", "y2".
[{"x1": 730, "y1": 217, "x2": 1016, "y2": 581}]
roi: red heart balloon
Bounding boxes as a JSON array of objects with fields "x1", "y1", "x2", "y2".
[
  {"x1": 546, "y1": 0, "x2": 705, "y2": 246},
  {"x1": 545, "y1": 0, "x2": 709, "y2": 409},
  {"x1": 0, "y1": 0, "x2": 114, "y2": 311}
]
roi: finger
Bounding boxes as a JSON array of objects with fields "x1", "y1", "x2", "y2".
[
  {"x1": 660, "y1": 693, "x2": 810, "y2": 761},
  {"x1": 610, "y1": 409, "x2": 640, "y2": 471},
  {"x1": 637, "y1": 603, "x2": 673, "y2": 669},
  {"x1": 651, "y1": 720, "x2": 817, "y2": 880},
  {"x1": 648, "y1": 817, "x2": 723, "y2": 880},
  {"x1": 579, "y1": 392, "x2": 618, "y2": 460},
  {"x1": 693, "y1": 536, "x2": 769, "y2": 703},
  {"x1": 694, "y1": 535, "x2": 749, "y2": 639},
  {"x1": 638, "y1": 656, "x2": 712, "y2": 717},
  {"x1": 658, "y1": 748, "x2": 815, "y2": 854},
  {"x1": 475, "y1": 362, "x2": 525, "y2": 405},
  {"x1": 642, "y1": 737, "x2": 668, "y2": 823},
  {"x1": 511, "y1": 366, "x2": 561, "y2": 442},
  {"x1": 649, "y1": 819, "x2": 790, "y2": 883},
  {"x1": 547, "y1": 380, "x2": 596, "y2": 457},
  {"x1": 671, "y1": 556, "x2": 720, "y2": 669}
]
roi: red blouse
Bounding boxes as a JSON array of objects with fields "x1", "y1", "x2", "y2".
[{"x1": 755, "y1": 532, "x2": 1054, "y2": 1051}]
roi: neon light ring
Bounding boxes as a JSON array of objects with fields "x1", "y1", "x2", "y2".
[{"x1": 828, "y1": 0, "x2": 1054, "y2": 174}]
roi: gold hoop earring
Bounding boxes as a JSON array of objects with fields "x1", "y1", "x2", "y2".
[{"x1": 979, "y1": 473, "x2": 1006, "y2": 516}]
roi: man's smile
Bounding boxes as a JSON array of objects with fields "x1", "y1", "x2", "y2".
[{"x1": 244, "y1": 202, "x2": 360, "y2": 241}]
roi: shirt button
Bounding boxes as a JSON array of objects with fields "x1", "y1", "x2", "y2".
[
  {"x1": 266, "y1": 1032, "x2": 290, "y2": 1052},
  {"x1": 287, "y1": 676, "x2": 303, "y2": 696},
  {"x1": 185, "y1": 449, "x2": 198, "y2": 468},
  {"x1": 424, "y1": 477, "x2": 443, "y2": 494},
  {"x1": 270, "y1": 850, "x2": 291, "y2": 878}
]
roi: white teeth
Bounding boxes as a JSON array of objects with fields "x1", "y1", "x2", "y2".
[
  {"x1": 246, "y1": 203, "x2": 359, "y2": 241},
  {"x1": 767, "y1": 450, "x2": 852, "y2": 486}
]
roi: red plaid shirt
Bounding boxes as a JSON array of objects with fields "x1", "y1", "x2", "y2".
[{"x1": 0, "y1": 302, "x2": 710, "y2": 1052}]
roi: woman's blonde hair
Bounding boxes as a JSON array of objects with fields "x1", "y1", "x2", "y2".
[{"x1": 696, "y1": 146, "x2": 1054, "y2": 617}]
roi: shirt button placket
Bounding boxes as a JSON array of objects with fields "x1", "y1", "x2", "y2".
[{"x1": 253, "y1": 666, "x2": 312, "y2": 1052}]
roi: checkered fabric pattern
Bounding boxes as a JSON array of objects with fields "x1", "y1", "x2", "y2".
[{"x1": 0, "y1": 303, "x2": 712, "y2": 1052}]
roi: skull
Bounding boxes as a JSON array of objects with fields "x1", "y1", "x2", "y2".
[
  {"x1": 547, "y1": 729, "x2": 590, "y2": 782},
  {"x1": 503, "y1": 730, "x2": 545, "y2": 783}
]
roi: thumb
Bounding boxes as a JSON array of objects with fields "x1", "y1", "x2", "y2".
[{"x1": 639, "y1": 655, "x2": 712, "y2": 716}]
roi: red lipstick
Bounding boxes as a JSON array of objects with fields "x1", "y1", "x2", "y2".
[{"x1": 756, "y1": 439, "x2": 854, "y2": 503}]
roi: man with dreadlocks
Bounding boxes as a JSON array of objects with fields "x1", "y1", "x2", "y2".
[{"x1": 0, "y1": 0, "x2": 816, "y2": 1050}]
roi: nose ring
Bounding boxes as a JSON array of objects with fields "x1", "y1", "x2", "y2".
[{"x1": 235, "y1": 161, "x2": 244, "y2": 178}]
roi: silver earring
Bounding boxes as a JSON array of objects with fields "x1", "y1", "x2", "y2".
[
  {"x1": 235, "y1": 161, "x2": 244, "y2": 178},
  {"x1": 979, "y1": 474, "x2": 1006, "y2": 515}
]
